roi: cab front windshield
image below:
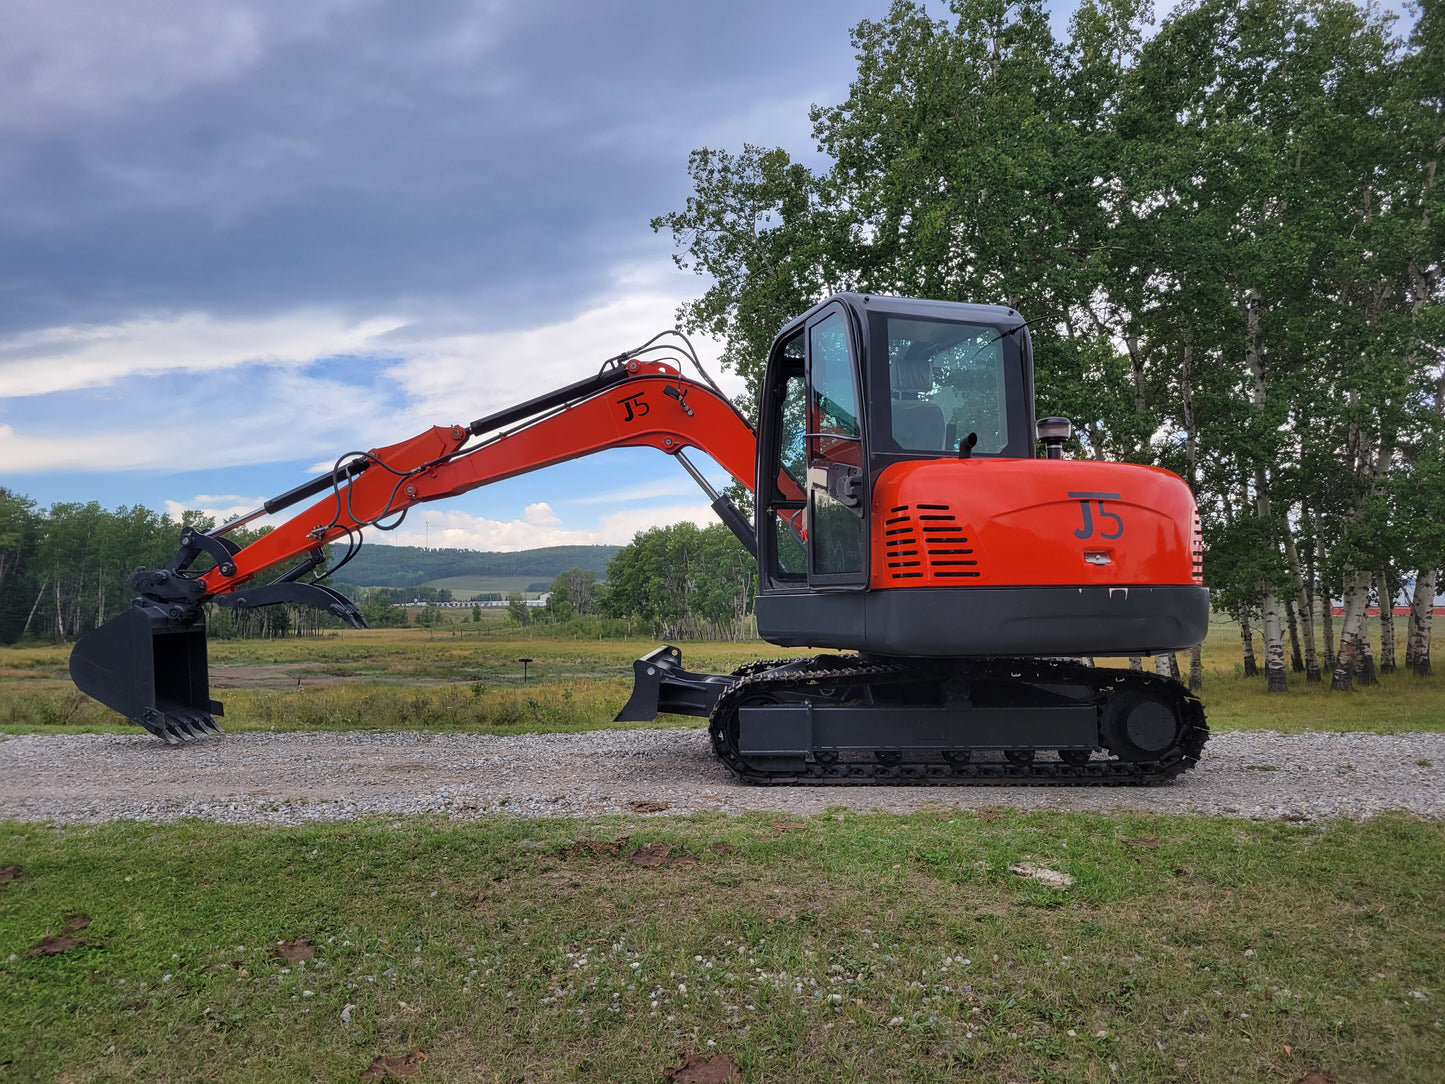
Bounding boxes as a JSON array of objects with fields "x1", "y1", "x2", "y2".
[{"x1": 882, "y1": 315, "x2": 1012, "y2": 455}]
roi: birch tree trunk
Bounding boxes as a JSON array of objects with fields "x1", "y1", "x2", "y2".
[
  {"x1": 1285, "y1": 597, "x2": 1304, "y2": 673},
  {"x1": 1153, "y1": 653, "x2": 1175, "y2": 679},
  {"x1": 1243, "y1": 288, "x2": 1286, "y2": 692},
  {"x1": 1284, "y1": 529, "x2": 1321, "y2": 682},
  {"x1": 1261, "y1": 590, "x2": 1287, "y2": 692},
  {"x1": 1357, "y1": 627, "x2": 1378, "y2": 685},
  {"x1": 1406, "y1": 570, "x2": 1435, "y2": 676},
  {"x1": 1332, "y1": 572, "x2": 1371, "y2": 691},
  {"x1": 21, "y1": 579, "x2": 47, "y2": 640},
  {"x1": 1376, "y1": 570, "x2": 1396, "y2": 674},
  {"x1": 1238, "y1": 604, "x2": 1259, "y2": 676},
  {"x1": 1128, "y1": 656, "x2": 1143, "y2": 671},
  {"x1": 1320, "y1": 574, "x2": 1337, "y2": 673},
  {"x1": 1178, "y1": 340, "x2": 1204, "y2": 695}
]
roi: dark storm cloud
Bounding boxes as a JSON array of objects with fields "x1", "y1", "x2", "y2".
[{"x1": 0, "y1": 0, "x2": 882, "y2": 336}]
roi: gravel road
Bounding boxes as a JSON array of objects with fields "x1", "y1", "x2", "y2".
[{"x1": 1, "y1": 727, "x2": 1440, "y2": 825}]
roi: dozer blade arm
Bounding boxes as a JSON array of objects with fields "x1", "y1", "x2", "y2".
[{"x1": 70, "y1": 345, "x2": 766, "y2": 739}]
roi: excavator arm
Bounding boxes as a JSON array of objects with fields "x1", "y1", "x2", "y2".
[{"x1": 69, "y1": 347, "x2": 770, "y2": 742}]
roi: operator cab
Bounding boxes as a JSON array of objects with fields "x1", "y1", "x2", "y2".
[{"x1": 754, "y1": 292, "x2": 1035, "y2": 595}]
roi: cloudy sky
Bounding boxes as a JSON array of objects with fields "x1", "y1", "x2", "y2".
[{"x1": 0, "y1": 0, "x2": 1408, "y2": 552}]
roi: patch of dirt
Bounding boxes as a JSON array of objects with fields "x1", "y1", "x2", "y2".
[
  {"x1": 627, "y1": 800, "x2": 670, "y2": 814},
  {"x1": 273, "y1": 939, "x2": 316, "y2": 962},
  {"x1": 211, "y1": 665, "x2": 355, "y2": 690},
  {"x1": 28, "y1": 914, "x2": 93, "y2": 956},
  {"x1": 630, "y1": 844, "x2": 697, "y2": 869},
  {"x1": 568, "y1": 838, "x2": 630, "y2": 858},
  {"x1": 663, "y1": 1052, "x2": 741, "y2": 1083},
  {"x1": 359, "y1": 1051, "x2": 427, "y2": 1080},
  {"x1": 631, "y1": 843, "x2": 671, "y2": 867},
  {"x1": 707, "y1": 843, "x2": 736, "y2": 855},
  {"x1": 0, "y1": 864, "x2": 25, "y2": 884}
]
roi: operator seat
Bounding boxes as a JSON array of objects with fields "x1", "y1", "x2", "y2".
[{"x1": 890, "y1": 350, "x2": 945, "y2": 450}]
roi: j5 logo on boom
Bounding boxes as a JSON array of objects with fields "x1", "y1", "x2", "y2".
[
  {"x1": 1069, "y1": 491, "x2": 1124, "y2": 540},
  {"x1": 618, "y1": 392, "x2": 650, "y2": 422}
]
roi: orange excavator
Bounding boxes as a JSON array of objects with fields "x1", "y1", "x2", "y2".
[{"x1": 70, "y1": 293, "x2": 1209, "y2": 783}]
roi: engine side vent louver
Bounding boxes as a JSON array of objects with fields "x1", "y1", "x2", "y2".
[{"x1": 886, "y1": 504, "x2": 979, "y2": 581}]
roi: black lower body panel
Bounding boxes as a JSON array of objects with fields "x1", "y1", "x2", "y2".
[{"x1": 755, "y1": 584, "x2": 1209, "y2": 657}]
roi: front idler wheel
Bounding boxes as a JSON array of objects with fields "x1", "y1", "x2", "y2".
[{"x1": 1102, "y1": 688, "x2": 1182, "y2": 762}]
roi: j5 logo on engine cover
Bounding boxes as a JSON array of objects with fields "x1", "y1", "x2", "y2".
[
  {"x1": 618, "y1": 392, "x2": 649, "y2": 422},
  {"x1": 1069, "y1": 491, "x2": 1124, "y2": 540}
]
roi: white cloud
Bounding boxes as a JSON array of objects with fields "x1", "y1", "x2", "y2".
[
  {"x1": 381, "y1": 263, "x2": 746, "y2": 424},
  {"x1": 524, "y1": 501, "x2": 560, "y2": 527},
  {"x1": 376, "y1": 501, "x2": 718, "y2": 552},
  {"x1": 0, "y1": 311, "x2": 405, "y2": 398},
  {"x1": 0, "y1": 368, "x2": 390, "y2": 472},
  {"x1": 0, "y1": 261, "x2": 750, "y2": 479}
]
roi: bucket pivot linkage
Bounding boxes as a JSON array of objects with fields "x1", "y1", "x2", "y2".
[{"x1": 69, "y1": 526, "x2": 369, "y2": 744}]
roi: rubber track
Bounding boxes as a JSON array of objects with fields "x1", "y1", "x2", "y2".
[{"x1": 708, "y1": 655, "x2": 1208, "y2": 787}]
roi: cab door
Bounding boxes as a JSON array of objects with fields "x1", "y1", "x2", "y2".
[{"x1": 804, "y1": 305, "x2": 869, "y2": 588}]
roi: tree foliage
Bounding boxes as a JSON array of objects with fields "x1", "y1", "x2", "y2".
[
  {"x1": 604, "y1": 523, "x2": 756, "y2": 640},
  {"x1": 657, "y1": 0, "x2": 1444, "y2": 685}
]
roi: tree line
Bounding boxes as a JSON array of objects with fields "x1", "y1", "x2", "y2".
[
  {"x1": 504, "y1": 523, "x2": 757, "y2": 641},
  {"x1": 654, "y1": 0, "x2": 1443, "y2": 690}
]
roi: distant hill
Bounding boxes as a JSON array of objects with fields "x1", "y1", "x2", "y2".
[{"x1": 334, "y1": 544, "x2": 619, "y2": 588}]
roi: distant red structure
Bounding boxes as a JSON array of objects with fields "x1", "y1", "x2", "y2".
[{"x1": 1328, "y1": 606, "x2": 1445, "y2": 617}]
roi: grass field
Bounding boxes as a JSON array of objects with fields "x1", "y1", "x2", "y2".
[
  {"x1": 419, "y1": 574, "x2": 551, "y2": 599},
  {"x1": 1, "y1": 810, "x2": 1440, "y2": 1082},
  {"x1": 1, "y1": 620, "x2": 1441, "y2": 1082},
  {"x1": 0, "y1": 612, "x2": 1439, "y2": 738}
]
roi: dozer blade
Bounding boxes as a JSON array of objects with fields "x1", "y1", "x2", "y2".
[
  {"x1": 69, "y1": 607, "x2": 225, "y2": 743},
  {"x1": 614, "y1": 645, "x2": 733, "y2": 722}
]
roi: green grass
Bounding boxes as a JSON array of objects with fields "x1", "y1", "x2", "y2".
[
  {"x1": 0, "y1": 810, "x2": 1440, "y2": 1082},
  {"x1": 1, "y1": 618, "x2": 1440, "y2": 738}
]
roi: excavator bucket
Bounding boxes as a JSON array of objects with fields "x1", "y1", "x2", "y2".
[{"x1": 69, "y1": 608, "x2": 224, "y2": 743}]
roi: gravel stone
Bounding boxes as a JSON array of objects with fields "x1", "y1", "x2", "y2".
[{"x1": 0, "y1": 727, "x2": 1440, "y2": 825}]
